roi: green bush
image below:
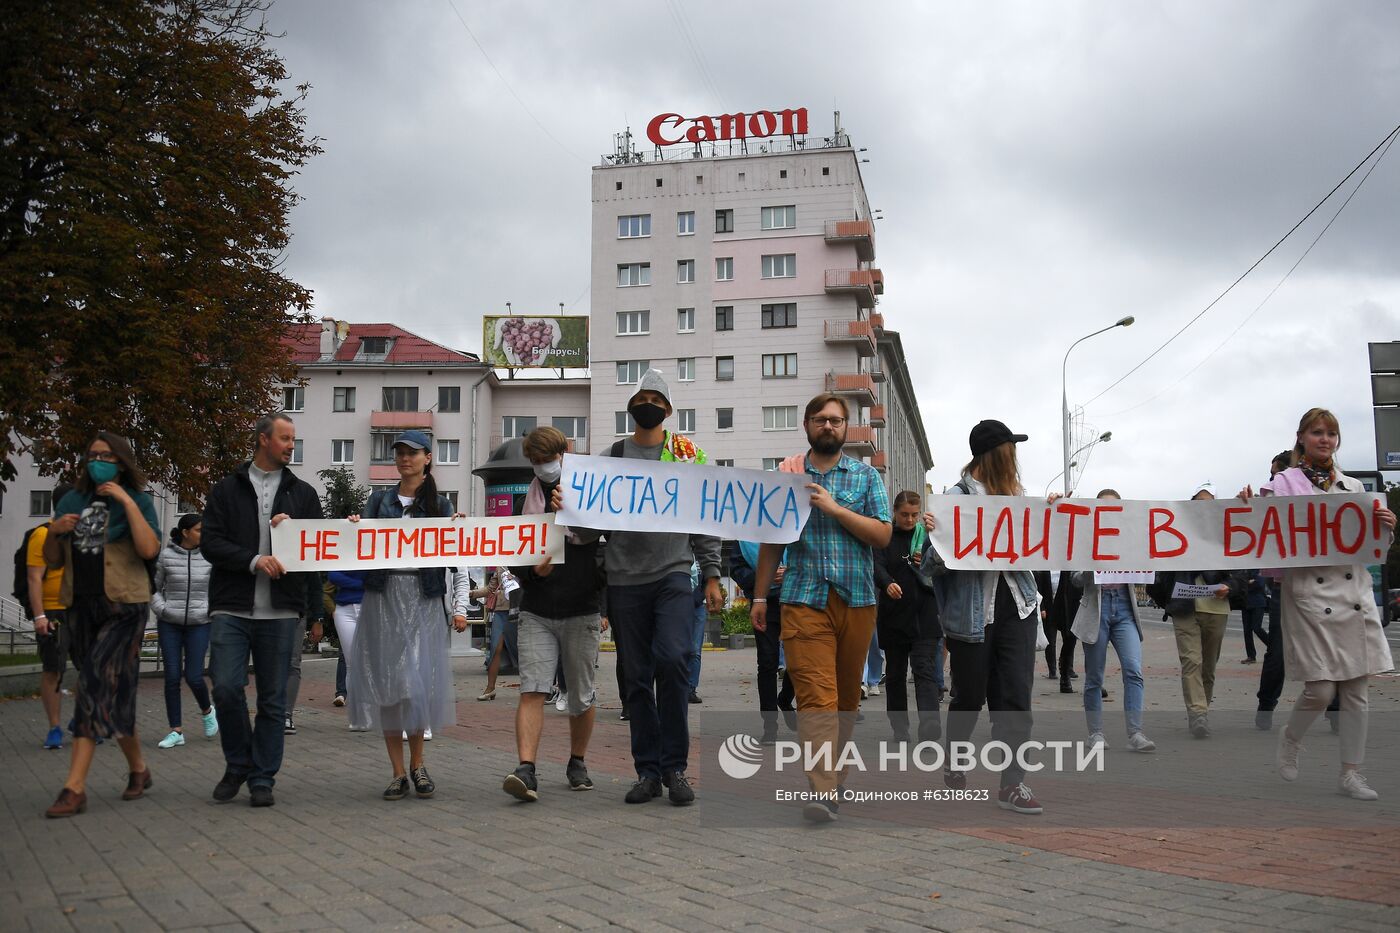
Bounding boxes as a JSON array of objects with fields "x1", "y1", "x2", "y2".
[{"x1": 720, "y1": 603, "x2": 754, "y2": 636}]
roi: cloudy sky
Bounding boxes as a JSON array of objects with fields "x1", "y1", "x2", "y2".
[{"x1": 264, "y1": 0, "x2": 1400, "y2": 499}]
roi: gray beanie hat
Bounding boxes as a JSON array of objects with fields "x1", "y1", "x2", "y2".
[{"x1": 629, "y1": 368, "x2": 673, "y2": 411}]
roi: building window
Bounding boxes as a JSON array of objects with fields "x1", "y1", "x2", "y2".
[
  {"x1": 716, "y1": 356, "x2": 734, "y2": 381},
  {"x1": 359, "y1": 336, "x2": 389, "y2": 357},
  {"x1": 552, "y1": 416, "x2": 586, "y2": 442},
  {"x1": 441, "y1": 490, "x2": 459, "y2": 510},
  {"x1": 655, "y1": 178, "x2": 663, "y2": 187},
  {"x1": 29, "y1": 490, "x2": 51, "y2": 517},
  {"x1": 822, "y1": 166, "x2": 830, "y2": 176},
  {"x1": 438, "y1": 386, "x2": 461, "y2": 412},
  {"x1": 762, "y1": 457, "x2": 783, "y2": 471},
  {"x1": 617, "y1": 214, "x2": 651, "y2": 238},
  {"x1": 715, "y1": 209, "x2": 734, "y2": 233},
  {"x1": 761, "y1": 205, "x2": 796, "y2": 230},
  {"x1": 331, "y1": 439, "x2": 354, "y2": 464},
  {"x1": 437, "y1": 439, "x2": 460, "y2": 464},
  {"x1": 282, "y1": 386, "x2": 304, "y2": 412},
  {"x1": 382, "y1": 386, "x2": 419, "y2": 411},
  {"x1": 617, "y1": 263, "x2": 651, "y2": 287},
  {"x1": 614, "y1": 410, "x2": 636, "y2": 435},
  {"x1": 616, "y1": 359, "x2": 650, "y2": 384},
  {"x1": 714, "y1": 459, "x2": 734, "y2": 467},
  {"x1": 763, "y1": 406, "x2": 800, "y2": 430},
  {"x1": 333, "y1": 386, "x2": 356, "y2": 412},
  {"x1": 677, "y1": 259, "x2": 695, "y2": 284},
  {"x1": 615, "y1": 181, "x2": 622, "y2": 191},
  {"x1": 779, "y1": 170, "x2": 788, "y2": 179},
  {"x1": 717, "y1": 408, "x2": 733, "y2": 431},
  {"x1": 616, "y1": 310, "x2": 650, "y2": 336},
  {"x1": 677, "y1": 358, "x2": 695, "y2": 382},
  {"x1": 677, "y1": 409, "x2": 696, "y2": 434},
  {"x1": 370, "y1": 432, "x2": 400, "y2": 463},
  {"x1": 502, "y1": 416, "x2": 537, "y2": 438},
  {"x1": 761, "y1": 254, "x2": 796, "y2": 279},
  {"x1": 677, "y1": 308, "x2": 695, "y2": 333},
  {"x1": 677, "y1": 211, "x2": 695, "y2": 236},
  {"x1": 290, "y1": 439, "x2": 304, "y2": 464},
  {"x1": 715, "y1": 257, "x2": 733, "y2": 281},
  {"x1": 761, "y1": 303, "x2": 797, "y2": 329},
  {"x1": 715, "y1": 306, "x2": 733, "y2": 331},
  {"x1": 762, "y1": 353, "x2": 798, "y2": 378}
]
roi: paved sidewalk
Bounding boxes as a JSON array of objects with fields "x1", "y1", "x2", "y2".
[{"x1": 2, "y1": 615, "x2": 1398, "y2": 932}]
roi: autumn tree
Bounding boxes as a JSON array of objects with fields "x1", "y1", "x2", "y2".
[{"x1": 0, "y1": 0, "x2": 321, "y2": 503}]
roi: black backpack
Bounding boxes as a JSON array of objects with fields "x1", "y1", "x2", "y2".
[{"x1": 12, "y1": 524, "x2": 42, "y2": 619}]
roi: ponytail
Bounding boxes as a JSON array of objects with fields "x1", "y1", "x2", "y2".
[{"x1": 169, "y1": 526, "x2": 183, "y2": 545}]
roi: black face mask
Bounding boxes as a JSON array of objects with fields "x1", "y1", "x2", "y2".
[{"x1": 629, "y1": 403, "x2": 666, "y2": 430}]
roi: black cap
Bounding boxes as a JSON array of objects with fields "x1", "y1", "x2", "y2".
[{"x1": 969, "y1": 420, "x2": 1027, "y2": 457}]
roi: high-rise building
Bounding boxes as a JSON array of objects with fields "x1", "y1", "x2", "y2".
[{"x1": 588, "y1": 113, "x2": 932, "y2": 496}]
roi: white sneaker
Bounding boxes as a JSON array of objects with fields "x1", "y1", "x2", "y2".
[
  {"x1": 349, "y1": 723, "x2": 369, "y2": 732},
  {"x1": 1340, "y1": 771, "x2": 1378, "y2": 800},
  {"x1": 1277, "y1": 729, "x2": 1303, "y2": 782},
  {"x1": 1088, "y1": 732, "x2": 1108, "y2": 750},
  {"x1": 1126, "y1": 732, "x2": 1156, "y2": 753},
  {"x1": 555, "y1": 692, "x2": 568, "y2": 712},
  {"x1": 860, "y1": 683, "x2": 869, "y2": 700},
  {"x1": 157, "y1": 731, "x2": 185, "y2": 749},
  {"x1": 202, "y1": 708, "x2": 219, "y2": 738},
  {"x1": 868, "y1": 684, "x2": 881, "y2": 696},
  {"x1": 424, "y1": 728, "x2": 432, "y2": 741}
]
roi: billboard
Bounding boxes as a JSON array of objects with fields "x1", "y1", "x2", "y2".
[{"x1": 482, "y1": 315, "x2": 588, "y2": 369}]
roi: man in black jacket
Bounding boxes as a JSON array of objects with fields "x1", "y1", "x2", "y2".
[{"x1": 201, "y1": 414, "x2": 323, "y2": 807}]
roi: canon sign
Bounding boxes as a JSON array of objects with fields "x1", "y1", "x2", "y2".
[{"x1": 646, "y1": 108, "x2": 809, "y2": 147}]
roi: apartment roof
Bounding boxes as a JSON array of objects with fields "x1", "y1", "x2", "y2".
[{"x1": 284, "y1": 323, "x2": 480, "y2": 366}]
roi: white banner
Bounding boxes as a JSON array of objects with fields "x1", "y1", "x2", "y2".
[
  {"x1": 1171, "y1": 582, "x2": 1220, "y2": 600},
  {"x1": 556, "y1": 453, "x2": 812, "y2": 544},
  {"x1": 1093, "y1": 570, "x2": 1156, "y2": 584},
  {"x1": 271, "y1": 515, "x2": 564, "y2": 571},
  {"x1": 928, "y1": 493, "x2": 1390, "y2": 572}
]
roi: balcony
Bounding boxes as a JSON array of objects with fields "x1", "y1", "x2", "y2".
[
  {"x1": 871, "y1": 451, "x2": 888, "y2": 472},
  {"x1": 844, "y1": 424, "x2": 877, "y2": 455},
  {"x1": 370, "y1": 410, "x2": 434, "y2": 430},
  {"x1": 824, "y1": 269, "x2": 881, "y2": 309},
  {"x1": 824, "y1": 218, "x2": 875, "y2": 262},
  {"x1": 825, "y1": 372, "x2": 877, "y2": 406},
  {"x1": 871, "y1": 368, "x2": 887, "y2": 383},
  {"x1": 869, "y1": 405, "x2": 886, "y2": 427},
  {"x1": 869, "y1": 312, "x2": 885, "y2": 335},
  {"x1": 823, "y1": 319, "x2": 876, "y2": 356},
  {"x1": 871, "y1": 268, "x2": 885, "y2": 295},
  {"x1": 369, "y1": 465, "x2": 402, "y2": 483}
]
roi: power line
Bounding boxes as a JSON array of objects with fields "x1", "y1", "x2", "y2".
[
  {"x1": 443, "y1": 0, "x2": 585, "y2": 163},
  {"x1": 1101, "y1": 125, "x2": 1399, "y2": 418},
  {"x1": 665, "y1": 0, "x2": 725, "y2": 113},
  {"x1": 1083, "y1": 122, "x2": 1400, "y2": 408}
]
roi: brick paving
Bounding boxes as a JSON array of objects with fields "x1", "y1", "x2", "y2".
[{"x1": 2, "y1": 613, "x2": 1399, "y2": 931}]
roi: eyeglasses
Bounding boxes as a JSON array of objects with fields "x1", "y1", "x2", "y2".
[
  {"x1": 89, "y1": 452, "x2": 117, "y2": 462},
  {"x1": 808, "y1": 416, "x2": 846, "y2": 427}
]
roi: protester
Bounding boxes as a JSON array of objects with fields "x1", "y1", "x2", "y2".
[
  {"x1": 330, "y1": 568, "x2": 365, "y2": 723},
  {"x1": 346, "y1": 430, "x2": 462, "y2": 801},
  {"x1": 42, "y1": 434, "x2": 161, "y2": 818},
  {"x1": 502, "y1": 426, "x2": 607, "y2": 802},
  {"x1": 151, "y1": 513, "x2": 217, "y2": 749},
  {"x1": 1033, "y1": 571, "x2": 1055, "y2": 680},
  {"x1": 1241, "y1": 569, "x2": 1269, "y2": 664},
  {"x1": 1242, "y1": 408, "x2": 1396, "y2": 800},
  {"x1": 1050, "y1": 571, "x2": 1083, "y2": 693},
  {"x1": 282, "y1": 571, "x2": 326, "y2": 736},
  {"x1": 924, "y1": 420, "x2": 1054, "y2": 815},
  {"x1": 751, "y1": 393, "x2": 891, "y2": 823},
  {"x1": 24, "y1": 482, "x2": 74, "y2": 750},
  {"x1": 558, "y1": 369, "x2": 721, "y2": 806},
  {"x1": 202, "y1": 413, "x2": 324, "y2": 808},
  {"x1": 1070, "y1": 490, "x2": 1155, "y2": 753},
  {"x1": 686, "y1": 561, "x2": 707, "y2": 704},
  {"x1": 862, "y1": 631, "x2": 883, "y2": 698},
  {"x1": 1164, "y1": 482, "x2": 1244, "y2": 739},
  {"x1": 1255, "y1": 450, "x2": 1293, "y2": 730},
  {"x1": 478, "y1": 569, "x2": 518, "y2": 701},
  {"x1": 731, "y1": 541, "x2": 794, "y2": 745},
  {"x1": 874, "y1": 491, "x2": 942, "y2": 745}
]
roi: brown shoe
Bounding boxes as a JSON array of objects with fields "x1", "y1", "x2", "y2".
[
  {"x1": 45, "y1": 787, "x2": 87, "y2": 818},
  {"x1": 121, "y1": 768, "x2": 152, "y2": 800}
]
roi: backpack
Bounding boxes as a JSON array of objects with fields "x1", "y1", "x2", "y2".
[
  {"x1": 1146, "y1": 571, "x2": 1175, "y2": 611},
  {"x1": 12, "y1": 524, "x2": 42, "y2": 619}
]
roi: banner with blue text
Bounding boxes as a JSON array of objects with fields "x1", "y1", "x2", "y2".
[{"x1": 556, "y1": 453, "x2": 812, "y2": 544}]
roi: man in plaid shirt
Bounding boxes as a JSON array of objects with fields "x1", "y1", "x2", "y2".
[{"x1": 751, "y1": 393, "x2": 891, "y2": 823}]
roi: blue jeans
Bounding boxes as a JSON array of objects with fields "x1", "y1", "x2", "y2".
[
  {"x1": 209, "y1": 614, "x2": 298, "y2": 789},
  {"x1": 865, "y1": 630, "x2": 883, "y2": 685},
  {"x1": 687, "y1": 595, "x2": 707, "y2": 691},
  {"x1": 157, "y1": 621, "x2": 212, "y2": 729},
  {"x1": 487, "y1": 610, "x2": 518, "y2": 672},
  {"x1": 1082, "y1": 588, "x2": 1145, "y2": 736},
  {"x1": 610, "y1": 573, "x2": 694, "y2": 779}
]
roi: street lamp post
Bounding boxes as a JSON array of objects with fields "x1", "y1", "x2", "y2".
[
  {"x1": 1062, "y1": 318, "x2": 1134, "y2": 495},
  {"x1": 1044, "y1": 431, "x2": 1112, "y2": 497}
]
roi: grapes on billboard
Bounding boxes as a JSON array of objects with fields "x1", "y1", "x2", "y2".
[{"x1": 482, "y1": 315, "x2": 589, "y2": 369}]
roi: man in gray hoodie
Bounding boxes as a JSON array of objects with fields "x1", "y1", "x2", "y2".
[{"x1": 566, "y1": 370, "x2": 722, "y2": 805}]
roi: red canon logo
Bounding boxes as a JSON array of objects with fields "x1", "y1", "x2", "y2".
[{"x1": 646, "y1": 108, "x2": 809, "y2": 147}]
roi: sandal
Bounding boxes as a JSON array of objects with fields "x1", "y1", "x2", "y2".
[{"x1": 477, "y1": 688, "x2": 496, "y2": 701}]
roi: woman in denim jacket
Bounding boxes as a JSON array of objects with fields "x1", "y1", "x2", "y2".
[{"x1": 924, "y1": 420, "x2": 1059, "y2": 816}]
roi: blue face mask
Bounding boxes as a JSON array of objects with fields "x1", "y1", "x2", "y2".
[{"x1": 87, "y1": 460, "x2": 119, "y2": 485}]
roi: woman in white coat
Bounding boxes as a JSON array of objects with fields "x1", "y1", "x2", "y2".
[
  {"x1": 1070, "y1": 490, "x2": 1155, "y2": 753},
  {"x1": 1242, "y1": 407, "x2": 1396, "y2": 800}
]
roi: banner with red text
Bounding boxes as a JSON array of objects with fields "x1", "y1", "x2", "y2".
[
  {"x1": 927, "y1": 494, "x2": 1391, "y2": 571},
  {"x1": 270, "y1": 516, "x2": 565, "y2": 572}
]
